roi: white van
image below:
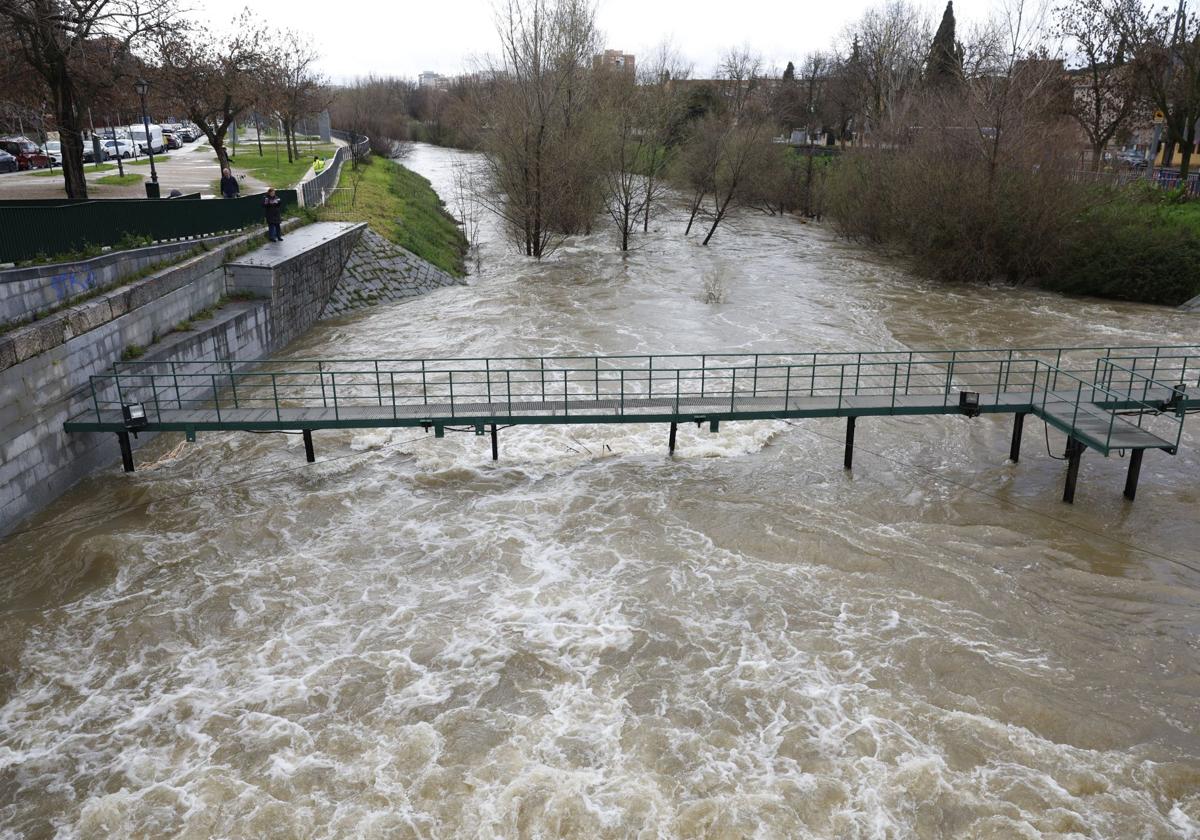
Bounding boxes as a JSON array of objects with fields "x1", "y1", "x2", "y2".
[{"x1": 127, "y1": 123, "x2": 165, "y2": 154}]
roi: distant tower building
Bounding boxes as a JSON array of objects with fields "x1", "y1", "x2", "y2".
[
  {"x1": 419, "y1": 71, "x2": 446, "y2": 89},
  {"x1": 593, "y1": 50, "x2": 636, "y2": 76}
]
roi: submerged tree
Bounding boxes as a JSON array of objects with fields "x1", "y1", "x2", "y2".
[{"x1": 482, "y1": 0, "x2": 604, "y2": 258}]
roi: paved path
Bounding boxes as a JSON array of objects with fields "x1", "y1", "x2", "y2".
[{"x1": 0, "y1": 139, "x2": 266, "y2": 199}]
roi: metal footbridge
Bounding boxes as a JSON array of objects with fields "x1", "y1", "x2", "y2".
[{"x1": 64, "y1": 345, "x2": 1198, "y2": 503}]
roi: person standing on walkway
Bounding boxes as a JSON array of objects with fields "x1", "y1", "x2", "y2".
[
  {"x1": 263, "y1": 187, "x2": 283, "y2": 242},
  {"x1": 220, "y1": 168, "x2": 239, "y2": 198}
]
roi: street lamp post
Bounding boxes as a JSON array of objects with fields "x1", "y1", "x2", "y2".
[{"x1": 134, "y1": 78, "x2": 160, "y2": 198}]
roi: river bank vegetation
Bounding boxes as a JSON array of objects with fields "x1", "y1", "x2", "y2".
[
  {"x1": 324, "y1": 0, "x2": 1200, "y2": 305},
  {"x1": 318, "y1": 155, "x2": 468, "y2": 277}
]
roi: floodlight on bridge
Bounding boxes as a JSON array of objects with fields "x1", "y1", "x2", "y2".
[
  {"x1": 959, "y1": 390, "x2": 981, "y2": 418},
  {"x1": 121, "y1": 402, "x2": 148, "y2": 432}
]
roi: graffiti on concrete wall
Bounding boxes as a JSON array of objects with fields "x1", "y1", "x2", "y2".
[{"x1": 47, "y1": 270, "x2": 98, "y2": 301}]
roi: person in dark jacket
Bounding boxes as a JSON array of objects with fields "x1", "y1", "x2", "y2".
[
  {"x1": 220, "y1": 168, "x2": 239, "y2": 198},
  {"x1": 263, "y1": 187, "x2": 283, "y2": 242}
]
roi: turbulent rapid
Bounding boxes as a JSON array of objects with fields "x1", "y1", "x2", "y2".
[{"x1": 1, "y1": 143, "x2": 1198, "y2": 839}]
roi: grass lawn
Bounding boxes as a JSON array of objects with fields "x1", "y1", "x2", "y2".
[
  {"x1": 318, "y1": 155, "x2": 467, "y2": 276},
  {"x1": 1166, "y1": 200, "x2": 1200, "y2": 232},
  {"x1": 229, "y1": 144, "x2": 338, "y2": 189},
  {"x1": 96, "y1": 173, "x2": 145, "y2": 186},
  {"x1": 31, "y1": 164, "x2": 118, "y2": 177}
]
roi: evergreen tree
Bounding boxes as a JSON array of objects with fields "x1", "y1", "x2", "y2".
[
  {"x1": 783, "y1": 61, "x2": 795, "y2": 81},
  {"x1": 926, "y1": 1, "x2": 964, "y2": 86}
]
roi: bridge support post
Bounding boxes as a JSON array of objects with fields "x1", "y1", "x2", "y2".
[
  {"x1": 1123, "y1": 449, "x2": 1144, "y2": 501},
  {"x1": 303, "y1": 429, "x2": 315, "y2": 463},
  {"x1": 844, "y1": 416, "x2": 856, "y2": 470},
  {"x1": 1009, "y1": 412, "x2": 1026, "y2": 463},
  {"x1": 669, "y1": 421, "x2": 677, "y2": 454},
  {"x1": 491, "y1": 424, "x2": 499, "y2": 461},
  {"x1": 117, "y1": 432, "x2": 134, "y2": 473},
  {"x1": 1063, "y1": 436, "x2": 1084, "y2": 504}
]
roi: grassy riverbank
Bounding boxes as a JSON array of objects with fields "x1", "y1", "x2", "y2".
[
  {"x1": 319, "y1": 155, "x2": 467, "y2": 276},
  {"x1": 1041, "y1": 193, "x2": 1200, "y2": 304}
]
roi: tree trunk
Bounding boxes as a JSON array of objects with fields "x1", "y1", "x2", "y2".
[
  {"x1": 1179, "y1": 125, "x2": 1195, "y2": 180},
  {"x1": 1091, "y1": 144, "x2": 1103, "y2": 172},
  {"x1": 643, "y1": 172, "x2": 654, "y2": 233},
  {"x1": 702, "y1": 188, "x2": 737, "y2": 245},
  {"x1": 51, "y1": 78, "x2": 88, "y2": 199},
  {"x1": 1162, "y1": 134, "x2": 1176, "y2": 168},
  {"x1": 211, "y1": 129, "x2": 231, "y2": 172},
  {"x1": 685, "y1": 191, "x2": 705, "y2": 235}
]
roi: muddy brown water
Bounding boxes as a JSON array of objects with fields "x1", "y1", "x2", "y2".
[{"x1": 1, "y1": 143, "x2": 1197, "y2": 838}]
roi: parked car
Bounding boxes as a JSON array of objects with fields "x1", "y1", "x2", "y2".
[
  {"x1": 43, "y1": 140, "x2": 61, "y2": 165},
  {"x1": 127, "y1": 124, "x2": 164, "y2": 154},
  {"x1": 0, "y1": 137, "x2": 52, "y2": 170},
  {"x1": 162, "y1": 131, "x2": 182, "y2": 150},
  {"x1": 1119, "y1": 151, "x2": 1148, "y2": 169},
  {"x1": 101, "y1": 138, "x2": 134, "y2": 159},
  {"x1": 177, "y1": 128, "x2": 195, "y2": 142},
  {"x1": 82, "y1": 140, "x2": 107, "y2": 163},
  {"x1": 0, "y1": 149, "x2": 17, "y2": 173}
]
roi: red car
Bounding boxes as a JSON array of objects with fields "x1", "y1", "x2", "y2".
[{"x1": 0, "y1": 137, "x2": 52, "y2": 170}]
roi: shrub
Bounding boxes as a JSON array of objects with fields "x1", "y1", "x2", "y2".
[{"x1": 1046, "y1": 197, "x2": 1200, "y2": 305}]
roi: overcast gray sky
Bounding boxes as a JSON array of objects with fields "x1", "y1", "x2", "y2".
[{"x1": 198, "y1": 0, "x2": 994, "y2": 83}]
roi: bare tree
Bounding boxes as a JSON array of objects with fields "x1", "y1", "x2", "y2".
[
  {"x1": 847, "y1": 0, "x2": 931, "y2": 142},
  {"x1": 264, "y1": 30, "x2": 328, "y2": 164},
  {"x1": 675, "y1": 49, "x2": 775, "y2": 245},
  {"x1": 637, "y1": 43, "x2": 691, "y2": 233},
  {"x1": 0, "y1": 0, "x2": 173, "y2": 198},
  {"x1": 599, "y1": 72, "x2": 650, "y2": 251},
  {"x1": 330, "y1": 76, "x2": 416, "y2": 161},
  {"x1": 452, "y1": 160, "x2": 484, "y2": 271},
  {"x1": 155, "y1": 10, "x2": 266, "y2": 172},
  {"x1": 481, "y1": 0, "x2": 604, "y2": 258},
  {"x1": 1056, "y1": 0, "x2": 1141, "y2": 169},
  {"x1": 1126, "y1": 0, "x2": 1200, "y2": 177}
]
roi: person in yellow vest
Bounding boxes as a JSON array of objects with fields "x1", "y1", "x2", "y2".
[{"x1": 313, "y1": 155, "x2": 325, "y2": 173}]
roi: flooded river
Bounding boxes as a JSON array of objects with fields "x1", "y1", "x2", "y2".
[{"x1": 1, "y1": 143, "x2": 1198, "y2": 838}]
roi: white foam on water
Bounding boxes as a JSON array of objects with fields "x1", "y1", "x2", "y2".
[{"x1": 3, "y1": 142, "x2": 1199, "y2": 837}]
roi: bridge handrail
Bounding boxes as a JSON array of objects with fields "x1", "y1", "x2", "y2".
[
  {"x1": 1032, "y1": 363, "x2": 1181, "y2": 452},
  {"x1": 86, "y1": 354, "x2": 1048, "y2": 423},
  {"x1": 1098, "y1": 353, "x2": 1199, "y2": 395},
  {"x1": 1097, "y1": 359, "x2": 1189, "y2": 451},
  {"x1": 105, "y1": 343, "x2": 1200, "y2": 370},
  {"x1": 79, "y1": 348, "x2": 1191, "y2": 451}
]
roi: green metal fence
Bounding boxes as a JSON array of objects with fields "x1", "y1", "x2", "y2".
[{"x1": 0, "y1": 190, "x2": 297, "y2": 264}]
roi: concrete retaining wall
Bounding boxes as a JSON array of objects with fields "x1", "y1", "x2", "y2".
[
  {"x1": 1, "y1": 220, "x2": 455, "y2": 537},
  {"x1": 226, "y1": 223, "x2": 365, "y2": 347},
  {"x1": 0, "y1": 294, "x2": 270, "y2": 535},
  {"x1": 0, "y1": 235, "x2": 239, "y2": 328}
]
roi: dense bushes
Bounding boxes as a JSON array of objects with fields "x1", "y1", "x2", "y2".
[
  {"x1": 825, "y1": 148, "x2": 1200, "y2": 306},
  {"x1": 1047, "y1": 194, "x2": 1200, "y2": 305}
]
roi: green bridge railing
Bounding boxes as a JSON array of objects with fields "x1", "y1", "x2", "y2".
[{"x1": 71, "y1": 345, "x2": 1197, "y2": 455}]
